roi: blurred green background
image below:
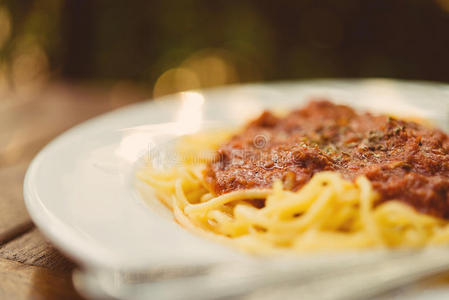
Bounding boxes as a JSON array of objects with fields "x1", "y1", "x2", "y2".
[{"x1": 1, "y1": 0, "x2": 449, "y2": 97}]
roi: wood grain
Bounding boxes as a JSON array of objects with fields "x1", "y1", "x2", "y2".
[
  {"x1": 0, "y1": 82, "x2": 146, "y2": 244},
  {"x1": 0, "y1": 162, "x2": 33, "y2": 244},
  {"x1": 0, "y1": 229, "x2": 76, "y2": 274},
  {"x1": 0, "y1": 258, "x2": 83, "y2": 300}
]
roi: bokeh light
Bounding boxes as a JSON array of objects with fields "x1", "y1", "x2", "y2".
[
  {"x1": 153, "y1": 68, "x2": 201, "y2": 98},
  {"x1": 11, "y1": 36, "x2": 49, "y2": 94},
  {"x1": 435, "y1": 0, "x2": 449, "y2": 12},
  {"x1": 181, "y1": 49, "x2": 238, "y2": 88},
  {"x1": 153, "y1": 49, "x2": 239, "y2": 98}
]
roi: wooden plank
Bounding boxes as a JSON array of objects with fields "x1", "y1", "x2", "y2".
[
  {"x1": 0, "y1": 84, "x2": 121, "y2": 168},
  {"x1": 0, "y1": 228, "x2": 75, "y2": 273},
  {"x1": 0, "y1": 162, "x2": 33, "y2": 243},
  {"x1": 0, "y1": 258, "x2": 83, "y2": 300},
  {"x1": 0, "y1": 82, "x2": 148, "y2": 168},
  {"x1": 0, "y1": 83, "x2": 147, "y2": 244}
]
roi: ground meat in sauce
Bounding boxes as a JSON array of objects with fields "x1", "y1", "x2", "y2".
[{"x1": 204, "y1": 100, "x2": 449, "y2": 219}]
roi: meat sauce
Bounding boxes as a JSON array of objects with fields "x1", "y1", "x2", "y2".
[{"x1": 205, "y1": 100, "x2": 449, "y2": 219}]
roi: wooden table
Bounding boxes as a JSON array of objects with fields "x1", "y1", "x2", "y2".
[{"x1": 0, "y1": 82, "x2": 149, "y2": 299}]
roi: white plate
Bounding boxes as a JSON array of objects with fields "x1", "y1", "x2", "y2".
[{"x1": 24, "y1": 79, "x2": 449, "y2": 298}]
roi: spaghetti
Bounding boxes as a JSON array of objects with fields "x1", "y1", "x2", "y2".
[{"x1": 138, "y1": 101, "x2": 449, "y2": 254}]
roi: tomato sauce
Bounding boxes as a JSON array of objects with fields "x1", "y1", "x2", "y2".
[{"x1": 205, "y1": 100, "x2": 449, "y2": 219}]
